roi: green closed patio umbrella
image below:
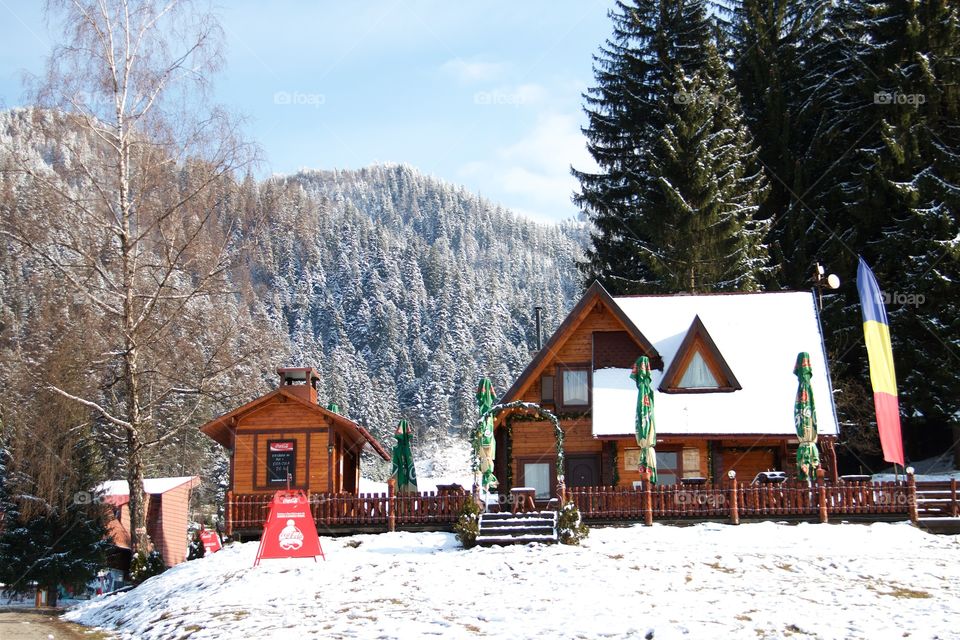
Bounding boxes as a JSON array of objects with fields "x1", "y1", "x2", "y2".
[
  {"x1": 631, "y1": 356, "x2": 658, "y2": 484},
  {"x1": 476, "y1": 377, "x2": 498, "y2": 490},
  {"x1": 794, "y1": 352, "x2": 821, "y2": 481},
  {"x1": 391, "y1": 419, "x2": 419, "y2": 494}
]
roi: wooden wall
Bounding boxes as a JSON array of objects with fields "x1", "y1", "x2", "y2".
[
  {"x1": 158, "y1": 484, "x2": 192, "y2": 566},
  {"x1": 232, "y1": 399, "x2": 333, "y2": 494},
  {"x1": 518, "y1": 305, "x2": 629, "y2": 405},
  {"x1": 510, "y1": 417, "x2": 602, "y2": 485}
]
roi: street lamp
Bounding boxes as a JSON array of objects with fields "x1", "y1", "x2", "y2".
[{"x1": 812, "y1": 263, "x2": 840, "y2": 310}]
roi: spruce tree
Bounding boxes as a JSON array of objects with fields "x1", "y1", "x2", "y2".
[
  {"x1": 0, "y1": 431, "x2": 110, "y2": 605},
  {"x1": 730, "y1": 0, "x2": 831, "y2": 286},
  {"x1": 575, "y1": 0, "x2": 770, "y2": 293},
  {"x1": 827, "y1": 0, "x2": 960, "y2": 457}
]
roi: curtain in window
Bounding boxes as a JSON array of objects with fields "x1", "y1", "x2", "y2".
[
  {"x1": 523, "y1": 463, "x2": 551, "y2": 499},
  {"x1": 563, "y1": 370, "x2": 588, "y2": 404},
  {"x1": 678, "y1": 351, "x2": 719, "y2": 388}
]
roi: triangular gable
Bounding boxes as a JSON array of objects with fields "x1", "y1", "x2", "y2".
[
  {"x1": 500, "y1": 281, "x2": 663, "y2": 404},
  {"x1": 199, "y1": 389, "x2": 390, "y2": 460},
  {"x1": 659, "y1": 315, "x2": 741, "y2": 393}
]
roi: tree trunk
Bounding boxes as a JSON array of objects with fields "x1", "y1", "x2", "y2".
[{"x1": 126, "y1": 432, "x2": 147, "y2": 553}]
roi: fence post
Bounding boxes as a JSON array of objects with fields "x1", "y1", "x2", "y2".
[
  {"x1": 225, "y1": 490, "x2": 233, "y2": 537},
  {"x1": 952, "y1": 478, "x2": 958, "y2": 518},
  {"x1": 817, "y1": 468, "x2": 828, "y2": 523},
  {"x1": 907, "y1": 467, "x2": 918, "y2": 524},
  {"x1": 643, "y1": 471, "x2": 653, "y2": 526},
  {"x1": 387, "y1": 477, "x2": 397, "y2": 532},
  {"x1": 728, "y1": 470, "x2": 739, "y2": 525}
]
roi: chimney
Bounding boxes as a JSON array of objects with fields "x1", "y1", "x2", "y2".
[
  {"x1": 277, "y1": 367, "x2": 320, "y2": 404},
  {"x1": 534, "y1": 306, "x2": 543, "y2": 351}
]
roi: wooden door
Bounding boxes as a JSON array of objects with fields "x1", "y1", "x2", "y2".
[
  {"x1": 566, "y1": 454, "x2": 601, "y2": 487},
  {"x1": 721, "y1": 447, "x2": 777, "y2": 482}
]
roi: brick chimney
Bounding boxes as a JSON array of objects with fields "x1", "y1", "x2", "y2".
[{"x1": 277, "y1": 367, "x2": 320, "y2": 404}]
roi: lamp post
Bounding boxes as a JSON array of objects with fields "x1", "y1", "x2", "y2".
[{"x1": 812, "y1": 263, "x2": 840, "y2": 311}]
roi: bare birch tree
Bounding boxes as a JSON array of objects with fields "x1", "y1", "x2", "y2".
[{"x1": 0, "y1": 0, "x2": 259, "y2": 552}]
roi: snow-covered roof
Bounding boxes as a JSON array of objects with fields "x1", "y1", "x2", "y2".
[
  {"x1": 98, "y1": 476, "x2": 200, "y2": 498},
  {"x1": 593, "y1": 291, "x2": 839, "y2": 437}
]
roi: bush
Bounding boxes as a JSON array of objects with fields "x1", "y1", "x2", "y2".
[
  {"x1": 453, "y1": 498, "x2": 483, "y2": 549},
  {"x1": 557, "y1": 502, "x2": 589, "y2": 545},
  {"x1": 129, "y1": 548, "x2": 165, "y2": 584}
]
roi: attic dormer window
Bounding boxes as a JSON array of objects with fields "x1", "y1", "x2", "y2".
[
  {"x1": 661, "y1": 316, "x2": 741, "y2": 394},
  {"x1": 677, "y1": 350, "x2": 719, "y2": 389}
]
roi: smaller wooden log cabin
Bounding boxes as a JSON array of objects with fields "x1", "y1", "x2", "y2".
[
  {"x1": 493, "y1": 283, "x2": 841, "y2": 501},
  {"x1": 199, "y1": 368, "x2": 390, "y2": 497}
]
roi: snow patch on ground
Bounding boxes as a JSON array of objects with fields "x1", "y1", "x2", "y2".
[{"x1": 64, "y1": 521, "x2": 960, "y2": 639}]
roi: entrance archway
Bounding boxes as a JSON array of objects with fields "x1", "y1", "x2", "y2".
[{"x1": 473, "y1": 400, "x2": 566, "y2": 493}]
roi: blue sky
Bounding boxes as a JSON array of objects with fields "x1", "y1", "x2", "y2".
[{"x1": 0, "y1": 1, "x2": 615, "y2": 223}]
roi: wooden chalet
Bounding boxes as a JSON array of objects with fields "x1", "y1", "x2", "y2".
[
  {"x1": 199, "y1": 368, "x2": 390, "y2": 533},
  {"x1": 493, "y1": 283, "x2": 841, "y2": 502},
  {"x1": 100, "y1": 476, "x2": 201, "y2": 568}
]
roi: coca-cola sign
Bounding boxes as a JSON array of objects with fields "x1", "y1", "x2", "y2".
[
  {"x1": 254, "y1": 490, "x2": 324, "y2": 565},
  {"x1": 266, "y1": 439, "x2": 296, "y2": 485}
]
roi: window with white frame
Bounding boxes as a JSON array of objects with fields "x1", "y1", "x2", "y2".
[
  {"x1": 561, "y1": 369, "x2": 589, "y2": 406},
  {"x1": 522, "y1": 462, "x2": 552, "y2": 499}
]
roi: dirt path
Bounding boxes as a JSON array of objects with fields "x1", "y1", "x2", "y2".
[{"x1": 0, "y1": 610, "x2": 114, "y2": 640}]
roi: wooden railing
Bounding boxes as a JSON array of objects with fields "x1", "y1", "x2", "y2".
[
  {"x1": 569, "y1": 478, "x2": 915, "y2": 523},
  {"x1": 915, "y1": 479, "x2": 959, "y2": 518},
  {"x1": 226, "y1": 489, "x2": 470, "y2": 535},
  {"x1": 393, "y1": 491, "x2": 472, "y2": 525},
  {"x1": 226, "y1": 476, "x2": 951, "y2": 535}
]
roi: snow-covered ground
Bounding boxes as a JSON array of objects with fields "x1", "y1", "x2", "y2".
[
  {"x1": 873, "y1": 454, "x2": 960, "y2": 483},
  {"x1": 65, "y1": 521, "x2": 959, "y2": 639}
]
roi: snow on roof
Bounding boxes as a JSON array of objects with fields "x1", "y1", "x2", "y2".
[
  {"x1": 98, "y1": 476, "x2": 199, "y2": 497},
  {"x1": 593, "y1": 291, "x2": 839, "y2": 437}
]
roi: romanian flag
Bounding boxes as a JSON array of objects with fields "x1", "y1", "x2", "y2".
[{"x1": 856, "y1": 257, "x2": 905, "y2": 466}]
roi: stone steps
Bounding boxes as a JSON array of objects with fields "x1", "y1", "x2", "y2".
[{"x1": 476, "y1": 511, "x2": 558, "y2": 546}]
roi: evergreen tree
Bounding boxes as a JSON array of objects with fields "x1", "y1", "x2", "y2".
[
  {"x1": 730, "y1": 0, "x2": 831, "y2": 286},
  {"x1": 0, "y1": 432, "x2": 110, "y2": 605},
  {"x1": 575, "y1": 0, "x2": 769, "y2": 293},
  {"x1": 824, "y1": 0, "x2": 960, "y2": 459}
]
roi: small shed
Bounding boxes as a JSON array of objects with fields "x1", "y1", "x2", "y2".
[
  {"x1": 100, "y1": 475, "x2": 201, "y2": 568},
  {"x1": 199, "y1": 368, "x2": 390, "y2": 497}
]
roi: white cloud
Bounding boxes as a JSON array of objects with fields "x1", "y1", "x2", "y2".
[
  {"x1": 458, "y1": 111, "x2": 598, "y2": 222},
  {"x1": 440, "y1": 57, "x2": 506, "y2": 83}
]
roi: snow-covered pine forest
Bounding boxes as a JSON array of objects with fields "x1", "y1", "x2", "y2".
[{"x1": 0, "y1": 108, "x2": 585, "y2": 487}]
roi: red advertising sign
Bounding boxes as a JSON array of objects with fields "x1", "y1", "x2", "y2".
[
  {"x1": 270, "y1": 442, "x2": 294, "y2": 452},
  {"x1": 253, "y1": 490, "x2": 324, "y2": 566},
  {"x1": 200, "y1": 528, "x2": 222, "y2": 554}
]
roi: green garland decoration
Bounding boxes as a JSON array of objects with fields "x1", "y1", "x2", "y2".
[
  {"x1": 504, "y1": 421, "x2": 513, "y2": 492},
  {"x1": 474, "y1": 401, "x2": 566, "y2": 488},
  {"x1": 609, "y1": 443, "x2": 620, "y2": 487}
]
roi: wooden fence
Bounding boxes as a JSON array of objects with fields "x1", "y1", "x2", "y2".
[
  {"x1": 226, "y1": 475, "x2": 955, "y2": 535},
  {"x1": 569, "y1": 476, "x2": 919, "y2": 524},
  {"x1": 226, "y1": 489, "x2": 471, "y2": 535}
]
